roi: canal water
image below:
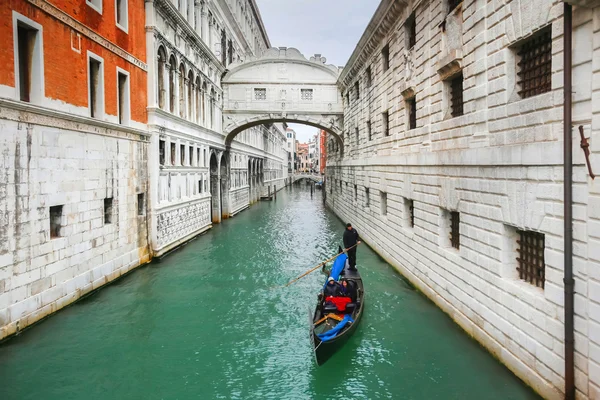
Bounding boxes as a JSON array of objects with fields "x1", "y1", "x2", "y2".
[{"x1": 0, "y1": 185, "x2": 539, "y2": 400}]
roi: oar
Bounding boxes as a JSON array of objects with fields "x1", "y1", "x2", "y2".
[{"x1": 273, "y1": 243, "x2": 360, "y2": 289}]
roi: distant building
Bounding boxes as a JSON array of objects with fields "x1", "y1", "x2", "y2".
[
  {"x1": 286, "y1": 128, "x2": 296, "y2": 173},
  {"x1": 319, "y1": 130, "x2": 327, "y2": 175}
]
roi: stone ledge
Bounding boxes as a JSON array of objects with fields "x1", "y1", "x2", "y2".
[{"x1": 437, "y1": 49, "x2": 463, "y2": 81}]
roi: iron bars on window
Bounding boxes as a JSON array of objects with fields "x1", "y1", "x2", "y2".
[
  {"x1": 517, "y1": 28, "x2": 552, "y2": 99},
  {"x1": 516, "y1": 230, "x2": 545, "y2": 288}
]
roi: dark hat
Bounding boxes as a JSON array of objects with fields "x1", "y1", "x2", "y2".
[{"x1": 346, "y1": 223, "x2": 352, "y2": 228}]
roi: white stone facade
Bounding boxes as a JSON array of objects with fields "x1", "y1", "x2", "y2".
[
  {"x1": 0, "y1": 101, "x2": 150, "y2": 339},
  {"x1": 327, "y1": 0, "x2": 600, "y2": 399},
  {"x1": 146, "y1": 0, "x2": 287, "y2": 256}
]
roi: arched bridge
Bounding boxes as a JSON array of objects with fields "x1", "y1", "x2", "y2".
[
  {"x1": 289, "y1": 174, "x2": 322, "y2": 184},
  {"x1": 222, "y1": 48, "x2": 345, "y2": 152}
]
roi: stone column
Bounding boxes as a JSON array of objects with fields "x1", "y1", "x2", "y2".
[{"x1": 200, "y1": 3, "x2": 208, "y2": 43}]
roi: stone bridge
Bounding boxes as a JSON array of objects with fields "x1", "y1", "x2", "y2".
[
  {"x1": 221, "y1": 48, "x2": 345, "y2": 153},
  {"x1": 289, "y1": 174, "x2": 322, "y2": 184}
]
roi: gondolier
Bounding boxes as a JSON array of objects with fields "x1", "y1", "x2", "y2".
[{"x1": 343, "y1": 223, "x2": 361, "y2": 271}]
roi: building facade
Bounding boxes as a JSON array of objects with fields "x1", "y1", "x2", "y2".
[
  {"x1": 0, "y1": 0, "x2": 150, "y2": 338},
  {"x1": 326, "y1": 0, "x2": 600, "y2": 399},
  {"x1": 286, "y1": 127, "x2": 296, "y2": 173},
  {"x1": 145, "y1": 0, "x2": 286, "y2": 256},
  {"x1": 319, "y1": 130, "x2": 327, "y2": 175}
]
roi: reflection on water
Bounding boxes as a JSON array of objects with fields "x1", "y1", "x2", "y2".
[{"x1": 0, "y1": 186, "x2": 539, "y2": 400}]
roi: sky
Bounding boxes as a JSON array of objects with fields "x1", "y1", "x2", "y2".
[{"x1": 254, "y1": 0, "x2": 381, "y2": 143}]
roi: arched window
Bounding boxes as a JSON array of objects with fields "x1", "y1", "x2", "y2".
[
  {"x1": 157, "y1": 46, "x2": 167, "y2": 110},
  {"x1": 195, "y1": 77, "x2": 201, "y2": 124},
  {"x1": 179, "y1": 63, "x2": 186, "y2": 118},
  {"x1": 202, "y1": 82, "x2": 207, "y2": 126},
  {"x1": 187, "y1": 70, "x2": 194, "y2": 121},
  {"x1": 169, "y1": 55, "x2": 176, "y2": 113},
  {"x1": 210, "y1": 88, "x2": 215, "y2": 129}
]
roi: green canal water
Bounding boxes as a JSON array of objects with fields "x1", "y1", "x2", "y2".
[{"x1": 0, "y1": 186, "x2": 540, "y2": 400}]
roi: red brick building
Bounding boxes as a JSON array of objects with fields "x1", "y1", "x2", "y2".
[{"x1": 319, "y1": 129, "x2": 327, "y2": 175}]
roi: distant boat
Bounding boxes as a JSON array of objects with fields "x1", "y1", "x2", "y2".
[
  {"x1": 315, "y1": 181, "x2": 323, "y2": 189},
  {"x1": 309, "y1": 250, "x2": 364, "y2": 366}
]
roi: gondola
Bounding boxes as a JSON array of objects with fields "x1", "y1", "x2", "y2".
[{"x1": 309, "y1": 249, "x2": 364, "y2": 366}]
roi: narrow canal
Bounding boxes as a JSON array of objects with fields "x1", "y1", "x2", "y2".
[{"x1": 0, "y1": 185, "x2": 539, "y2": 400}]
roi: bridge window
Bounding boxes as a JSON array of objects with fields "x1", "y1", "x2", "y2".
[
  {"x1": 382, "y1": 44, "x2": 390, "y2": 72},
  {"x1": 301, "y1": 89, "x2": 313, "y2": 101},
  {"x1": 254, "y1": 88, "x2": 266, "y2": 100}
]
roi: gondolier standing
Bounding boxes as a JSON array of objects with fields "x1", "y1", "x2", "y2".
[{"x1": 343, "y1": 223, "x2": 361, "y2": 271}]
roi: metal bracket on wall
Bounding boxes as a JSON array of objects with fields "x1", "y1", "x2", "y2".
[{"x1": 579, "y1": 125, "x2": 595, "y2": 180}]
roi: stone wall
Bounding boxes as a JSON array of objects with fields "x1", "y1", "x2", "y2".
[
  {"x1": 327, "y1": 0, "x2": 600, "y2": 399},
  {"x1": 0, "y1": 103, "x2": 150, "y2": 340}
]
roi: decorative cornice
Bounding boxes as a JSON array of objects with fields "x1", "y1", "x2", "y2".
[
  {"x1": 338, "y1": 0, "x2": 409, "y2": 90},
  {"x1": 26, "y1": 0, "x2": 147, "y2": 71},
  {"x1": 154, "y1": 0, "x2": 225, "y2": 74}
]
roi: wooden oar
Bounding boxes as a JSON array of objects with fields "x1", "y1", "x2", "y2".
[{"x1": 272, "y1": 243, "x2": 359, "y2": 289}]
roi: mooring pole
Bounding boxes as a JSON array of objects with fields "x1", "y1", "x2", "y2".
[
  {"x1": 274, "y1": 185, "x2": 277, "y2": 200},
  {"x1": 311, "y1": 182, "x2": 313, "y2": 198}
]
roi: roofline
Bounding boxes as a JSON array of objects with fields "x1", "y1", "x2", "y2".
[
  {"x1": 338, "y1": 0, "x2": 407, "y2": 88},
  {"x1": 248, "y1": 0, "x2": 271, "y2": 48}
]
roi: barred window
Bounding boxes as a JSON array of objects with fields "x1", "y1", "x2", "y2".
[
  {"x1": 355, "y1": 127, "x2": 359, "y2": 142},
  {"x1": 301, "y1": 89, "x2": 313, "y2": 101},
  {"x1": 406, "y1": 13, "x2": 416, "y2": 49},
  {"x1": 450, "y1": 73, "x2": 464, "y2": 117},
  {"x1": 450, "y1": 211, "x2": 460, "y2": 249},
  {"x1": 254, "y1": 88, "x2": 266, "y2": 100},
  {"x1": 516, "y1": 230, "x2": 545, "y2": 288},
  {"x1": 517, "y1": 27, "x2": 552, "y2": 99},
  {"x1": 405, "y1": 198, "x2": 414, "y2": 228},
  {"x1": 365, "y1": 66, "x2": 372, "y2": 87},
  {"x1": 382, "y1": 111, "x2": 389, "y2": 136},
  {"x1": 448, "y1": 0, "x2": 461, "y2": 14},
  {"x1": 354, "y1": 184, "x2": 358, "y2": 202},
  {"x1": 49, "y1": 205, "x2": 63, "y2": 239},
  {"x1": 367, "y1": 120, "x2": 372, "y2": 141},
  {"x1": 354, "y1": 81, "x2": 360, "y2": 100},
  {"x1": 365, "y1": 187, "x2": 370, "y2": 207},
  {"x1": 407, "y1": 97, "x2": 417, "y2": 130},
  {"x1": 382, "y1": 44, "x2": 390, "y2": 72}
]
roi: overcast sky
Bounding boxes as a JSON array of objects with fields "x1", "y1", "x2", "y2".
[{"x1": 254, "y1": 0, "x2": 380, "y2": 143}]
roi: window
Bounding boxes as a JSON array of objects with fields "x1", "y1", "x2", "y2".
[
  {"x1": 15, "y1": 17, "x2": 43, "y2": 103},
  {"x1": 365, "y1": 66, "x2": 372, "y2": 88},
  {"x1": 104, "y1": 198, "x2": 113, "y2": 224},
  {"x1": 171, "y1": 143, "x2": 176, "y2": 165},
  {"x1": 354, "y1": 81, "x2": 359, "y2": 101},
  {"x1": 516, "y1": 27, "x2": 552, "y2": 99},
  {"x1": 115, "y1": 0, "x2": 128, "y2": 32},
  {"x1": 448, "y1": 0, "x2": 461, "y2": 14},
  {"x1": 380, "y1": 192, "x2": 388, "y2": 215},
  {"x1": 88, "y1": 53, "x2": 104, "y2": 118},
  {"x1": 159, "y1": 140, "x2": 165, "y2": 165},
  {"x1": 407, "y1": 97, "x2": 416, "y2": 130},
  {"x1": 301, "y1": 89, "x2": 313, "y2": 101},
  {"x1": 382, "y1": 111, "x2": 389, "y2": 136},
  {"x1": 382, "y1": 44, "x2": 390, "y2": 72},
  {"x1": 254, "y1": 88, "x2": 266, "y2": 100},
  {"x1": 49, "y1": 205, "x2": 63, "y2": 239},
  {"x1": 137, "y1": 193, "x2": 145, "y2": 216},
  {"x1": 86, "y1": 0, "x2": 102, "y2": 14},
  {"x1": 198, "y1": 180, "x2": 203, "y2": 194},
  {"x1": 355, "y1": 127, "x2": 359, "y2": 143},
  {"x1": 345, "y1": 92, "x2": 350, "y2": 106},
  {"x1": 180, "y1": 144, "x2": 185, "y2": 165},
  {"x1": 406, "y1": 13, "x2": 416, "y2": 49},
  {"x1": 404, "y1": 198, "x2": 414, "y2": 228},
  {"x1": 365, "y1": 188, "x2": 370, "y2": 207},
  {"x1": 354, "y1": 184, "x2": 358, "y2": 202},
  {"x1": 516, "y1": 230, "x2": 545, "y2": 288},
  {"x1": 367, "y1": 120, "x2": 372, "y2": 141},
  {"x1": 117, "y1": 70, "x2": 130, "y2": 125},
  {"x1": 189, "y1": 146, "x2": 194, "y2": 166},
  {"x1": 450, "y1": 73, "x2": 464, "y2": 118},
  {"x1": 450, "y1": 211, "x2": 460, "y2": 249}
]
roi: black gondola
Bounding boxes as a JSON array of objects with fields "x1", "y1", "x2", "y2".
[{"x1": 309, "y1": 251, "x2": 364, "y2": 366}]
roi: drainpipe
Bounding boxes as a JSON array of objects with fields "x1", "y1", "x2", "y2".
[{"x1": 563, "y1": 3, "x2": 575, "y2": 400}]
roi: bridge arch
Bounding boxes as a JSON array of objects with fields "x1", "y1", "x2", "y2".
[{"x1": 221, "y1": 47, "x2": 345, "y2": 153}]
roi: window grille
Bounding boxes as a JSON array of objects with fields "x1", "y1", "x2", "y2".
[
  {"x1": 448, "y1": 0, "x2": 461, "y2": 14},
  {"x1": 407, "y1": 13, "x2": 416, "y2": 49},
  {"x1": 382, "y1": 112, "x2": 389, "y2": 136},
  {"x1": 382, "y1": 44, "x2": 390, "y2": 72},
  {"x1": 254, "y1": 88, "x2": 266, "y2": 100},
  {"x1": 516, "y1": 230, "x2": 545, "y2": 288},
  {"x1": 407, "y1": 97, "x2": 417, "y2": 130},
  {"x1": 450, "y1": 73, "x2": 464, "y2": 117},
  {"x1": 450, "y1": 211, "x2": 460, "y2": 249},
  {"x1": 301, "y1": 89, "x2": 313, "y2": 101},
  {"x1": 408, "y1": 199, "x2": 414, "y2": 228},
  {"x1": 517, "y1": 28, "x2": 552, "y2": 99}
]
